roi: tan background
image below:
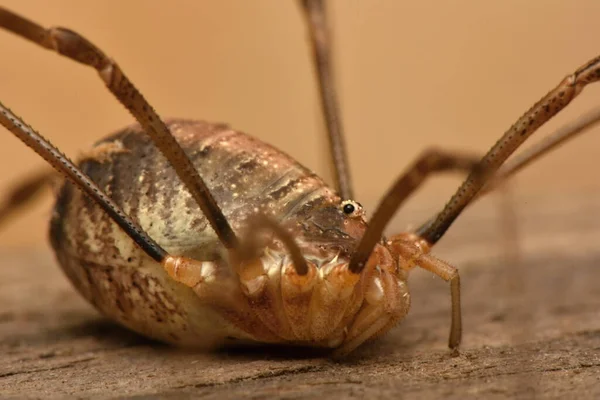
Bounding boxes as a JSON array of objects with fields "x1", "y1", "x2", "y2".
[{"x1": 1, "y1": 0, "x2": 599, "y2": 248}]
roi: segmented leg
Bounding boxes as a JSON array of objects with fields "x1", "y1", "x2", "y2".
[
  {"x1": 0, "y1": 7, "x2": 237, "y2": 249},
  {"x1": 394, "y1": 104, "x2": 600, "y2": 350},
  {"x1": 481, "y1": 106, "x2": 600, "y2": 198},
  {"x1": 0, "y1": 169, "x2": 56, "y2": 228},
  {"x1": 422, "y1": 55, "x2": 600, "y2": 244},
  {"x1": 414, "y1": 105, "x2": 600, "y2": 236},
  {"x1": 389, "y1": 233, "x2": 462, "y2": 351},
  {"x1": 349, "y1": 149, "x2": 481, "y2": 274},
  {"x1": 0, "y1": 102, "x2": 166, "y2": 262},
  {"x1": 298, "y1": 0, "x2": 353, "y2": 200}
]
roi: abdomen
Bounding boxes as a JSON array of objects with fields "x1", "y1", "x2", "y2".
[{"x1": 48, "y1": 119, "x2": 336, "y2": 346}]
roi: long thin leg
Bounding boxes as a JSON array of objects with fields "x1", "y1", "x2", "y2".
[
  {"x1": 298, "y1": 0, "x2": 354, "y2": 200},
  {"x1": 414, "y1": 106, "x2": 600, "y2": 236},
  {"x1": 1, "y1": 100, "x2": 227, "y2": 294},
  {"x1": 421, "y1": 55, "x2": 600, "y2": 245},
  {"x1": 480, "y1": 106, "x2": 600, "y2": 197},
  {"x1": 0, "y1": 7, "x2": 238, "y2": 249},
  {"x1": 348, "y1": 149, "x2": 481, "y2": 273},
  {"x1": 0, "y1": 102, "x2": 166, "y2": 262},
  {"x1": 0, "y1": 169, "x2": 56, "y2": 229}
]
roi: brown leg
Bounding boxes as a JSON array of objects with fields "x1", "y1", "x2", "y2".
[
  {"x1": 0, "y1": 102, "x2": 167, "y2": 263},
  {"x1": 409, "y1": 107, "x2": 600, "y2": 234},
  {"x1": 0, "y1": 169, "x2": 56, "y2": 229},
  {"x1": 414, "y1": 105, "x2": 600, "y2": 243},
  {"x1": 298, "y1": 0, "x2": 353, "y2": 200},
  {"x1": 481, "y1": 106, "x2": 600, "y2": 198},
  {"x1": 390, "y1": 234, "x2": 462, "y2": 351},
  {"x1": 422, "y1": 55, "x2": 600, "y2": 245},
  {"x1": 349, "y1": 148, "x2": 481, "y2": 274},
  {"x1": 414, "y1": 104, "x2": 600, "y2": 255},
  {"x1": 417, "y1": 254, "x2": 462, "y2": 351},
  {"x1": 0, "y1": 7, "x2": 237, "y2": 249}
]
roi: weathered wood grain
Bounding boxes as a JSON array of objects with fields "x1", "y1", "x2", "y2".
[{"x1": 1, "y1": 194, "x2": 599, "y2": 399}]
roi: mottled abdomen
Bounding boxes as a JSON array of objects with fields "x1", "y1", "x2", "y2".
[{"x1": 49, "y1": 119, "x2": 339, "y2": 347}]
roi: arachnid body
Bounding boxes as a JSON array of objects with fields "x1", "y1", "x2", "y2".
[
  {"x1": 1, "y1": 1, "x2": 600, "y2": 357},
  {"x1": 51, "y1": 119, "x2": 379, "y2": 352}
]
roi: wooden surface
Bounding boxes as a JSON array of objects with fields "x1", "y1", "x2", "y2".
[{"x1": 1, "y1": 193, "x2": 600, "y2": 399}]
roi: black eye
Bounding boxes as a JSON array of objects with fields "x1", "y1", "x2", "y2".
[{"x1": 343, "y1": 203, "x2": 355, "y2": 214}]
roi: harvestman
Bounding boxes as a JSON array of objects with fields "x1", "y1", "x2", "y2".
[{"x1": 1, "y1": 1, "x2": 599, "y2": 356}]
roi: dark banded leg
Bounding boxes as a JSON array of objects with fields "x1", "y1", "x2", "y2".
[
  {"x1": 0, "y1": 169, "x2": 56, "y2": 229},
  {"x1": 481, "y1": 106, "x2": 600, "y2": 198},
  {"x1": 413, "y1": 107, "x2": 600, "y2": 236},
  {"x1": 348, "y1": 149, "x2": 481, "y2": 274},
  {"x1": 421, "y1": 55, "x2": 600, "y2": 245},
  {"x1": 0, "y1": 7, "x2": 238, "y2": 249},
  {"x1": 0, "y1": 102, "x2": 167, "y2": 262},
  {"x1": 298, "y1": 0, "x2": 353, "y2": 200},
  {"x1": 1, "y1": 100, "x2": 221, "y2": 288}
]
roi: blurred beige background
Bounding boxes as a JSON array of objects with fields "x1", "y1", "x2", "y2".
[{"x1": 1, "y1": 0, "x2": 600, "y2": 248}]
